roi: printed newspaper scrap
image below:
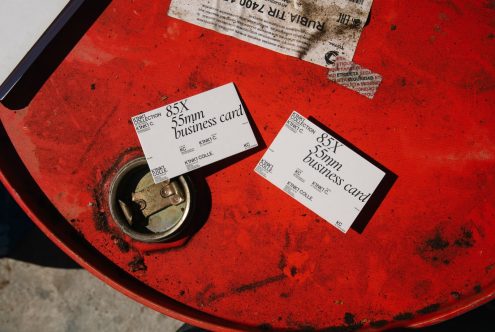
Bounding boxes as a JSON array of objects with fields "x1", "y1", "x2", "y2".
[{"x1": 168, "y1": 0, "x2": 373, "y2": 68}]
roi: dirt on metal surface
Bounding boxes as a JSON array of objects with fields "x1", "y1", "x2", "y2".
[{"x1": 1, "y1": 0, "x2": 495, "y2": 330}]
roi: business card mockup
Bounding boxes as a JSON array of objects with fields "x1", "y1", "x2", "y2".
[
  {"x1": 132, "y1": 83, "x2": 258, "y2": 183},
  {"x1": 255, "y1": 111, "x2": 385, "y2": 233}
]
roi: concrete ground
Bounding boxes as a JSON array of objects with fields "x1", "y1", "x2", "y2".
[{"x1": 0, "y1": 258, "x2": 182, "y2": 332}]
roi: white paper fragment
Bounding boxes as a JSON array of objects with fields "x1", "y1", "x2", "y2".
[
  {"x1": 168, "y1": 0, "x2": 373, "y2": 68},
  {"x1": 328, "y1": 56, "x2": 382, "y2": 99}
]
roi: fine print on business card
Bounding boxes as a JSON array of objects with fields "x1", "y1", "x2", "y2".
[
  {"x1": 255, "y1": 111, "x2": 385, "y2": 233},
  {"x1": 132, "y1": 83, "x2": 258, "y2": 183}
]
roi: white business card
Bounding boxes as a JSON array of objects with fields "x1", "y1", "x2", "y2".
[
  {"x1": 255, "y1": 111, "x2": 385, "y2": 233},
  {"x1": 132, "y1": 83, "x2": 258, "y2": 183}
]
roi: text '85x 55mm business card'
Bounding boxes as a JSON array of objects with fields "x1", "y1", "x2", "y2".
[
  {"x1": 255, "y1": 111, "x2": 386, "y2": 233},
  {"x1": 132, "y1": 83, "x2": 258, "y2": 183}
]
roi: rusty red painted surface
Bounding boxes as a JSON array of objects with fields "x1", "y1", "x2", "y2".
[{"x1": 1, "y1": 0, "x2": 495, "y2": 330}]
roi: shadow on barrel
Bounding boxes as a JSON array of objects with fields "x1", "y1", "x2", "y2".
[{"x1": 308, "y1": 116, "x2": 397, "y2": 234}]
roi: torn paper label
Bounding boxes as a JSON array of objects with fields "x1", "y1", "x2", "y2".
[
  {"x1": 328, "y1": 56, "x2": 382, "y2": 99},
  {"x1": 168, "y1": 0, "x2": 373, "y2": 68},
  {"x1": 132, "y1": 83, "x2": 258, "y2": 184},
  {"x1": 254, "y1": 111, "x2": 385, "y2": 233}
]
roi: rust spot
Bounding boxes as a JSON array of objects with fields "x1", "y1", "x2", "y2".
[
  {"x1": 197, "y1": 275, "x2": 287, "y2": 306},
  {"x1": 128, "y1": 256, "x2": 147, "y2": 272},
  {"x1": 390, "y1": 24, "x2": 397, "y2": 31},
  {"x1": 344, "y1": 313, "x2": 355, "y2": 325},
  {"x1": 461, "y1": 69, "x2": 495, "y2": 93},
  {"x1": 454, "y1": 227, "x2": 474, "y2": 248},
  {"x1": 280, "y1": 292, "x2": 290, "y2": 298},
  {"x1": 94, "y1": 211, "x2": 109, "y2": 232},
  {"x1": 485, "y1": 0, "x2": 495, "y2": 9},
  {"x1": 195, "y1": 283, "x2": 214, "y2": 306},
  {"x1": 91, "y1": 147, "x2": 141, "y2": 232},
  {"x1": 393, "y1": 312, "x2": 414, "y2": 321},
  {"x1": 187, "y1": 68, "x2": 214, "y2": 91},
  {"x1": 369, "y1": 320, "x2": 388, "y2": 328},
  {"x1": 179, "y1": 290, "x2": 185, "y2": 296},
  {"x1": 284, "y1": 230, "x2": 291, "y2": 248},
  {"x1": 207, "y1": 292, "x2": 226, "y2": 303},
  {"x1": 450, "y1": 291, "x2": 461, "y2": 300},
  {"x1": 426, "y1": 232, "x2": 449, "y2": 250},
  {"x1": 473, "y1": 284, "x2": 482, "y2": 294},
  {"x1": 278, "y1": 253, "x2": 287, "y2": 270},
  {"x1": 419, "y1": 225, "x2": 476, "y2": 265},
  {"x1": 486, "y1": 263, "x2": 495, "y2": 272},
  {"x1": 416, "y1": 303, "x2": 440, "y2": 315},
  {"x1": 90, "y1": 83, "x2": 96, "y2": 90},
  {"x1": 234, "y1": 274, "x2": 286, "y2": 293},
  {"x1": 111, "y1": 235, "x2": 130, "y2": 253},
  {"x1": 290, "y1": 266, "x2": 298, "y2": 277}
]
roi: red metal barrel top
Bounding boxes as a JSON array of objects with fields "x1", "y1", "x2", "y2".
[{"x1": 1, "y1": 0, "x2": 495, "y2": 330}]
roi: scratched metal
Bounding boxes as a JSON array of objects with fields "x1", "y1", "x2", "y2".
[{"x1": 1, "y1": 0, "x2": 494, "y2": 330}]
